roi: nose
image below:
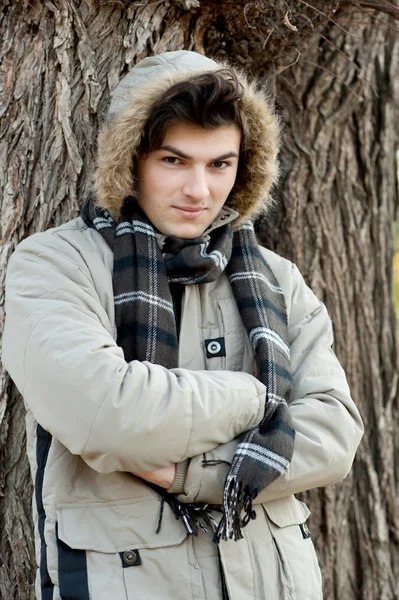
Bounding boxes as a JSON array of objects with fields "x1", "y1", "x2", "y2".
[{"x1": 182, "y1": 167, "x2": 209, "y2": 202}]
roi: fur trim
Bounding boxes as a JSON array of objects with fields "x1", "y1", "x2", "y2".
[{"x1": 94, "y1": 61, "x2": 280, "y2": 226}]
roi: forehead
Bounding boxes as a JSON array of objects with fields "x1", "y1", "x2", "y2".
[{"x1": 159, "y1": 122, "x2": 241, "y2": 156}]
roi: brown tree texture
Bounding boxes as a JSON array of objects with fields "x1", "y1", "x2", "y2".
[{"x1": 0, "y1": 1, "x2": 398, "y2": 599}]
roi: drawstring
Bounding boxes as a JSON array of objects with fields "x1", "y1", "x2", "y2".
[{"x1": 202, "y1": 458, "x2": 231, "y2": 468}]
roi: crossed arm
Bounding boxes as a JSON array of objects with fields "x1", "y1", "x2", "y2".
[
  {"x1": 2, "y1": 231, "x2": 363, "y2": 503},
  {"x1": 139, "y1": 264, "x2": 364, "y2": 499},
  {"x1": 2, "y1": 231, "x2": 265, "y2": 477}
]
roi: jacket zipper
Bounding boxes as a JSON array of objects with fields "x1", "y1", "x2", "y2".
[{"x1": 218, "y1": 550, "x2": 229, "y2": 600}]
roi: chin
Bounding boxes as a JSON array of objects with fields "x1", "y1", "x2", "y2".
[
  {"x1": 163, "y1": 225, "x2": 207, "y2": 239},
  {"x1": 177, "y1": 230, "x2": 205, "y2": 239}
]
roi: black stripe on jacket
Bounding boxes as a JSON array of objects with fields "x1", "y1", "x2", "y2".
[
  {"x1": 36, "y1": 425, "x2": 90, "y2": 600},
  {"x1": 56, "y1": 524, "x2": 90, "y2": 600},
  {"x1": 35, "y1": 424, "x2": 54, "y2": 600}
]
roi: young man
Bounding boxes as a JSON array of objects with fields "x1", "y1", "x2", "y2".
[{"x1": 3, "y1": 51, "x2": 363, "y2": 599}]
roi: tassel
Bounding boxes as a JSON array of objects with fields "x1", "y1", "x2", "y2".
[{"x1": 213, "y1": 476, "x2": 257, "y2": 544}]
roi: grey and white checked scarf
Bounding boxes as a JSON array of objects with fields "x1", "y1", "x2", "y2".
[{"x1": 82, "y1": 195, "x2": 295, "y2": 542}]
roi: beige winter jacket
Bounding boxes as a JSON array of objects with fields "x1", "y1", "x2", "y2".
[{"x1": 2, "y1": 51, "x2": 363, "y2": 600}]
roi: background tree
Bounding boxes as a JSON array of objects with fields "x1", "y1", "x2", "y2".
[{"x1": 0, "y1": 1, "x2": 398, "y2": 598}]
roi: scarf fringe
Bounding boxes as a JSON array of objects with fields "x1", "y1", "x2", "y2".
[
  {"x1": 213, "y1": 476, "x2": 257, "y2": 543},
  {"x1": 157, "y1": 478, "x2": 257, "y2": 544},
  {"x1": 151, "y1": 483, "x2": 222, "y2": 537},
  {"x1": 156, "y1": 474, "x2": 257, "y2": 544}
]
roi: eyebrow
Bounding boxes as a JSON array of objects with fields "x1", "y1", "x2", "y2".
[{"x1": 158, "y1": 145, "x2": 239, "y2": 161}]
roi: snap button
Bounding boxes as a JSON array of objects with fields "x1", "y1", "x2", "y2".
[
  {"x1": 123, "y1": 550, "x2": 137, "y2": 565},
  {"x1": 204, "y1": 337, "x2": 226, "y2": 359},
  {"x1": 220, "y1": 214, "x2": 229, "y2": 221},
  {"x1": 120, "y1": 548, "x2": 142, "y2": 568},
  {"x1": 207, "y1": 341, "x2": 221, "y2": 354},
  {"x1": 299, "y1": 523, "x2": 312, "y2": 539}
]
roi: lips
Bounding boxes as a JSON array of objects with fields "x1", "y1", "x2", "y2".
[{"x1": 173, "y1": 206, "x2": 206, "y2": 218}]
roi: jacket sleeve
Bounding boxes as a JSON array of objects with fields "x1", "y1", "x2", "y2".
[
  {"x1": 170, "y1": 262, "x2": 364, "y2": 503},
  {"x1": 2, "y1": 232, "x2": 266, "y2": 474}
]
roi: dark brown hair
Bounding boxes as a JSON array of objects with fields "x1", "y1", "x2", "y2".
[{"x1": 138, "y1": 68, "x2": 244, "y2": 155}]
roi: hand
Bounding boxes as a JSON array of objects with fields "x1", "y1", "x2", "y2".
[{"x1": 133, "y1": 464, "x2": 176, "y2": 489}]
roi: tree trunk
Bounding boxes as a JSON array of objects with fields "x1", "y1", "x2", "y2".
[{"x1": 0, "y1": 1, "x2": 398, "y2": 598}]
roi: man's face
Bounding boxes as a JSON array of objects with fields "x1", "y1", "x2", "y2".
[{"x1": 137, "y1": 121, "x2": 241, "y2": 239}]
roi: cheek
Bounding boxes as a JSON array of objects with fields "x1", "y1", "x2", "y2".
[
  {"x1": 138, "y1": 161, "x2": 167, "y2": 195},
  {"x1": 150, "y1": 168, "x2": 178, "y2": 196}
]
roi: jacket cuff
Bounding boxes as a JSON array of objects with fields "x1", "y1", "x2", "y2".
[{"x1": 168, "y1": 459, "x2": 190, "y2": 494}]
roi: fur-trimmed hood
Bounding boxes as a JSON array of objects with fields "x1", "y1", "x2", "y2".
[{"x1": 94, "y1": 51, "x2": 280, "y2": 226}]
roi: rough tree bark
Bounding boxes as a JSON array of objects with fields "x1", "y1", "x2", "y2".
[{"x1": 0, "y1": 1, "x2": 398, "y2": 599}]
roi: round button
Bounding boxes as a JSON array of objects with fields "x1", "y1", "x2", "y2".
[
  {"x1": 123, "y1": 550, "x2": 137, "y2": 565},
  {"x1": 221, "y1": 214, "x2": 229, "y2": 221},
  {"x1": 207, "y1": 341, "x2": 221, "y2": 355}
]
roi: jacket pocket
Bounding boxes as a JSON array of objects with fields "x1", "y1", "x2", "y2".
[
  {"x1": 262, "y1": 497, "x2": 323, "y2": 600},
  {"x1": 56, "y1": 499, "x2": 193, "y2": 600}
]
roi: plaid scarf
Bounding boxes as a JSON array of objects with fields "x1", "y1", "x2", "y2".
[{"x1": 82, "y1": 196, "x2": 295, "y2": 542}]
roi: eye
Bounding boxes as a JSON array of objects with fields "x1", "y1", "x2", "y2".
[
  {"x1": 212, "y1": 160, "x2": 230, "y2": 169},
  {"x1": 163, "y1": 156, "x2": 181, "y2": 165}
]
